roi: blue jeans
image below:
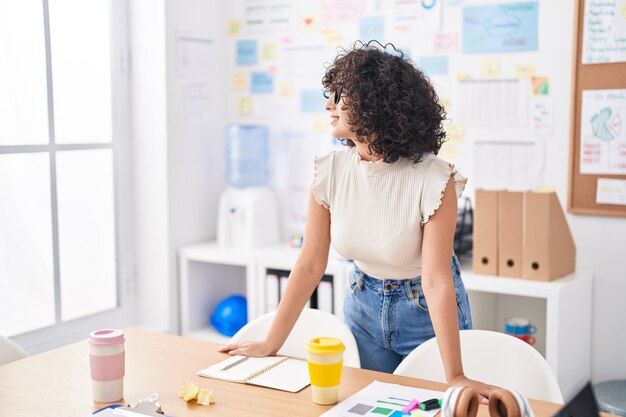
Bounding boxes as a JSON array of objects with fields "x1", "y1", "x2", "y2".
[{"x1": 343, "y1": 255, "x2": 473, "y2": 373}]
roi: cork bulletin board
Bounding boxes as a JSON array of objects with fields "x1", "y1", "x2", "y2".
[{"x1": 568, "y1": 0, "x2": 626, "y2": 216}]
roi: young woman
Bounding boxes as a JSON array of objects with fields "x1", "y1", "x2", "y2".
[{"x1": 220, "y1": 41, "x2": 496, "y2": 401}]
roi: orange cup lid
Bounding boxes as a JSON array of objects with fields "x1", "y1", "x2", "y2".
[{"x1": 307, "y1": 337, "x2": 345, "y2": 355}]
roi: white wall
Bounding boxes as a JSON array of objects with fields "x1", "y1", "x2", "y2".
[
  {"x1": 130, "y1": 0, "x2": 227, "y2": 332},
  {"x1": 129, "y1": 0, "x2": 169, "y2": 331},
  {"x1": 163, "y1": 0, "x2": 228, "y2": 332}
]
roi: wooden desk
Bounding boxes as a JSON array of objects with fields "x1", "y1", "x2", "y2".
[{"x1": 0, "y1": 328, "x2": 591, "y2": 417}]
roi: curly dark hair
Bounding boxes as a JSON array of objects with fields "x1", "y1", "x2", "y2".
[{"x1": 322, "y1": 40, "x2": 447, "y2": 163}]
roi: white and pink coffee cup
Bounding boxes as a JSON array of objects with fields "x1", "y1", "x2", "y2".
[{"x1": 89, "y1": 329, "x2": 125, "y2": 403}]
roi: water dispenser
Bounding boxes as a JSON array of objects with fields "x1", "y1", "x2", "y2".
[{"x1": 217, "y1": 125, "x2": 281, "y2": 248}]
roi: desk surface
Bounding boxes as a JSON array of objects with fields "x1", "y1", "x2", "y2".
[{"x1": 0, "y1": 328, "x2": 595, "y2": 417}]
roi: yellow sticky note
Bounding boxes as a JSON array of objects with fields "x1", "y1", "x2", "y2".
[
  {"x1": 278, "y1": 80, "x2": 295, "y2": 98},
  {"x1": 440, "y1": 96, "x2": 452, "y2": 112},
  {"x1": 262, "y1": 42, "x2": 277, "y2": 60},
  {"x1": 456, "y1": 73, "x2": 470, "y2": 80},
  {"x1": 321, "y1": 28, "x2": 343, "y2": 49},
  {"x1": 515, "y1": 63, "x2": 535, "y2": 79},
  {"x1": 532, "y1": 76, "x2": 550, "y2": 95},
  {"x1": 621, "y1": 3, "x2": 626, "y2": 18},
  {"x1": 480, "y1": 57, "x2": 500, "y2": 78},
  {"x1": 237, "y1": 96, "x2": 252, "y2": 116},
  {"x1": 232, "y1": 72, "x2": 248, "y2": 92},
  {"x1": 227, "y1": 20, "x2": 242, "y2": 37},
  {"x1": 439, "y1": 122, "x2": 464, "y2": 162},
  {"x1": 312, "y1": 115, "x2": 329, "y2": 134}
]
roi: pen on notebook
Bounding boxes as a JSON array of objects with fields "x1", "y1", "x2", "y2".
[{"x1": 220, "y1": 356, "x2": 248, "y2": 371}]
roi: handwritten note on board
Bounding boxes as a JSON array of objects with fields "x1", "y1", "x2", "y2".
[
  {"x1": 462, "y1": 2, "x2": 538, "y2": 53},
  {"x1": 580, "y1": 89, "x2": 626, "y2": 175},
  {"x1": 596, "y1": 178, "x2": 626, "y2": 205},
  {"x1": 582, "y1": 0, "x2": 626, "y2": 64}
]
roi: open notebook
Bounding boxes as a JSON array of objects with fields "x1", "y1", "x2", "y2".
[{"x1": 198, "y1": 355, "x2": 310, "y2": 393}]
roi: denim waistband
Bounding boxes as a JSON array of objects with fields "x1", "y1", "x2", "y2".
[{"x1": 352, "y1": 255, "x2": 462, "y2": 297}]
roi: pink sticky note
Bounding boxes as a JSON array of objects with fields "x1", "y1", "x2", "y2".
[{"x1": 402, "y1": 399, "x2": 420, "y2": 413}]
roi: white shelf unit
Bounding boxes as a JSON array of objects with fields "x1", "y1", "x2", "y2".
[
  {"x1": 179, "y1": 241, "x2": 592, "y2": 400},
  {"x1": 178, "y1": 242, "x2": 352, "y2": 343},
  {"x1": 461, "y1": 266, "x2": 593, "y2": 401},
  {"x1": 179, "y1": 243, "x2": 257, "y2": 344}
]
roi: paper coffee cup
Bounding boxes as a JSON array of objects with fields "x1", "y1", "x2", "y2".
[
  {"x1": 306, "y1": 337, "x2": 345, "y2": 405},
  {"x1": 89, "y1": 329, "x2": 125, "y2": 403}
]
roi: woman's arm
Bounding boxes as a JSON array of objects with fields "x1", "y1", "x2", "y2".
[
  {"x1": 421, "y1": 178, "x2": 496, "y2": 402},
  {"x1": 219, "y1": 187, "x2": 331, "y2": 356}
]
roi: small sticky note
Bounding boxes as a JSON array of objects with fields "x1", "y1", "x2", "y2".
[
  {"x1": 532, "y1": 76, "x2": 550, "y2": 95},
  {"x1": 480, "y1": 57, "x2": 500, "y2": 78},
  {"x1": 440, "y1": 96, "x2": 452, "y2": 112},
  {"x1": 301, "y1": 90, "x2": 326, "y2": 113},
  {"x1": 515, "y1": 63, "x2": 535, "y2": 79},
  {"x1": 262, "y1": 42, "x2": 277, "y2": 60},
  {"x1": 433, "y1": 33, "x2": 458, "y2": 54},
  {"x1": 312, "y1": 115, "x2": 329, "y2": 134},
  {"x1": 278, "y1": 80, "x2": 295, "y2": 98},
  {"x1": 321, "y1": 28, "x2": 343, "y2": 49},
  {"x1": 236, "y1": 40, "x2": 257, "y2": 65},
  {"x1": 440, "y1": 122, "x2": 464, "y2": 161},
  {"x1": 389, "y1": 411, "x2": 409, "y2": 417},
  {"x1": 250, "y1": 71, "x2": 273, "y2": 93},
  {"x1": 456, "y1": 73, "x2": 470, "y2": 80},
  {"x1": 596, "y1": 178, "x2": 626, "y2": 205},
  {"x1": 232, "y1": 72, "x2": 248, "y2": 91},
  {"x1": 419, "y1": 56, "x2": 448, "y2": 76},
  {"x1": 237, "y1": 96, "x2": 252, "y2": 116},
  {"x1": 360, "y1": 16, "x2": 384, "y2": 42},
  {"x1": 301, "y1": 13, "x2": 317, "y2": 31},
  {"x1": 227, "y1": 20, "x2": 242, "y2": 37}
]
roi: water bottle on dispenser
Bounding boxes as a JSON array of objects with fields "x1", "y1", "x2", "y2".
[{"x1": 217, "y1": 125, "x2": 280, "y2": 248}]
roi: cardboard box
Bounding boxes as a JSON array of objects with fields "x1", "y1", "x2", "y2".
[
  {"x1": 522, "y1": 191, "x2": 576, "y2": 280},
  {"x1": 498, "y1": 191, "x2": 524, "y2": 278},
  {"x1": 472, "y1": 189, "x2": 499, "y2": 275}
]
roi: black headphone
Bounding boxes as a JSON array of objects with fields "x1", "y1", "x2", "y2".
[{"x1": 441, "y1": 386, "x2": 535, "y2": 417}]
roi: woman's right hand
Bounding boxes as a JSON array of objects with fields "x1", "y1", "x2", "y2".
[{"x1": 218, "y1": 340, "x2": 278, "y2": 357}]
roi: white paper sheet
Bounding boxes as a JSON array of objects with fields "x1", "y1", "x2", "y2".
[
  {"x1": 473, "y1": 140, "x2": 545, "y2": 191},
  {"x1": 582, "y1": 0, "x2": 626, "y2": 64},
  {"x1": 457, "y1": 79, "x2": 528, "y2": 130},
  {"x1": 320, "y1": 380, "x2": 444, "y2": 417},
  {"x1": 580, "y1": 89, "x2": 626, "y2": 175}
]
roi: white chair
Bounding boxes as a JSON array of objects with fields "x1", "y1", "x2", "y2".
[
  {"x1": 393, "y1": 329, "x2": 563, "y2": 403},
  {"x1": 229, "y1": 308, "x2": 360, "y2": 367},
  {"x1": 0, "y1": 335, "x2": 28, "y2": 366}
]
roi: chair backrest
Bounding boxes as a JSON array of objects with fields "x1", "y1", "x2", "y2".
[
  {"x1": 393, "y1": 329, "x2": 563, "y2": 403},
  {"x1": 0, "y1": 335, "x2": 28, "y2": 366},
  {"x1": 229, "y1": 308, "x2": 361, "y2": 368}
]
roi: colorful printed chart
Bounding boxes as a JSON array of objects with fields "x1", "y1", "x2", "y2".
[{"x1": 320, "y1": 380, "x2": 444, "y2": 417}]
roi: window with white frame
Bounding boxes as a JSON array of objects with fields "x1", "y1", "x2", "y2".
[{"x1": 0, "y1": 0, "x2": 131, "y2": 348}]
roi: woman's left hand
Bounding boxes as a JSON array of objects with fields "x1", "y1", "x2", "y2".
[{"x1": 448, "y1": 374, "x2": 499, "y2": 404}]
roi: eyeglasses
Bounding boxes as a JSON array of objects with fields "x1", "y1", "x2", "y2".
[{"x1": 324, "y1": 86, "x2": 343, "y2": 105}]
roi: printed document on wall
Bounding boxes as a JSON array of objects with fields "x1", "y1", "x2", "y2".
[
  {"x1": 580, "y1": 89, "x2": 626, "y2": 175},
  {"x1": 582, "y1": 0, "x2": 626, "y2": 64}
]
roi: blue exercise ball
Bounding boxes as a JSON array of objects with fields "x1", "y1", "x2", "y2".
[{"x1": 210, "y1": 294, "x2": 248, "y2": 337}]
